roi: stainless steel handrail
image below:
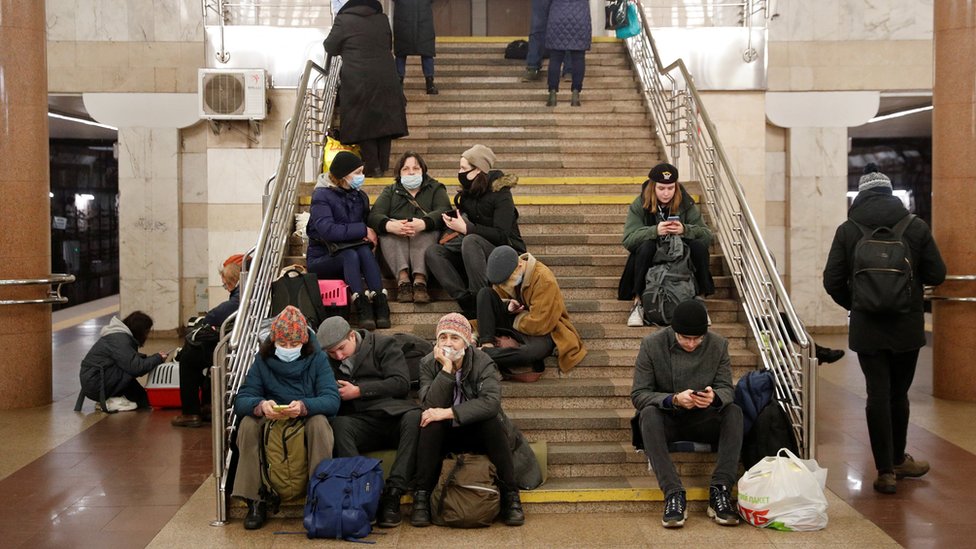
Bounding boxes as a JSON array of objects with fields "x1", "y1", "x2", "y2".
[
  {"x1": 211, "y1": 56, "x2": 340, "y2": 524},
  {"x1": 926, "y1": 275, "x2": 976, "y2": 302},
  {"x1": 0, "y1": 274, "x2": 76, "y2": 306},
  {"x1": 624, "y1": 0, "x2": 815, "y2": 457}
]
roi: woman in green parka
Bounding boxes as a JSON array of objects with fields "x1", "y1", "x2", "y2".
[
  {"x1": 368, "y1": 151, "x2": 451, "y2": 303},
  {"x1": 617, "y1": 163, "x2": 714, "y2": 326}
]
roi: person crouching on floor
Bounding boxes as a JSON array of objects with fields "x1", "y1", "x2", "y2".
[
  {"x1": 231, "y1": 306, "x2": 339, "y2": 530},
  {"x1": 631, "y1": 299, "x2": 742, "y2": 528}
]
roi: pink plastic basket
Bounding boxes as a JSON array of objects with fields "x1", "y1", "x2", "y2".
[{"x1": 318, "y1": 279, "x2": 349, "y2": 306}]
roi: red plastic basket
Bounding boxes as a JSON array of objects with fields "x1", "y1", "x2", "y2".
[{"x1": 319, "y1": 279, "x2": 349, "y2": 306}]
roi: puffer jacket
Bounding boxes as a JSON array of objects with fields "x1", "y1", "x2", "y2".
[
  {"x1": 367, "y1": 175, "x2": 451, "y2": 233},
  {"x1": 79, "y1": 317, "x2": 164, "y2": 400},
  {"x1": 457, "y1": 170, "x2": 526, "y2": 252},
  {"x1": 234, "y1": 349, "x2": 340, "y2": 418},
  {"x1": 306, "y1": 177, "x2": 371, "y2": 262},
  {"x1": 546, "y1": 0, "x2": 592, "y2": 51},
  {"x1": 823, "y1": 189, "x2": 945, "y2": 353},
  {"x1": 392, "y1": 0, "x2": 436, "y2": 57}
]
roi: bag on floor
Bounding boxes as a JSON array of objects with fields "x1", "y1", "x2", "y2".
[
  {"x1": 270, "y1": 265, "x2": 329, "y2": 330},
  {"x1": 642, "y1": 236, "x2": 698, "y2": 326},
  {"x1": 304, "y1": 456, "x2": 384, "y2": 540},
  {"x1": 431, "y1": 453, "x2": 500, "y2": 528},
  {"x1": 850, "y1": 214, "x2": 916, "y2": 314},
  {"x1": 260, "y1": 417, "x2": 309, "y2": 507},
  {"x1": 737, "y1": 448, "x2": 829, "y2": 531},
  {"x1": 504, "y1": 39, "x2": 528, "y2": 60}
]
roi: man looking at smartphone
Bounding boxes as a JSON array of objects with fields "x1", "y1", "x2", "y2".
[{"x1": 631, "y1": 299, "x2": 743, "y2": 528}]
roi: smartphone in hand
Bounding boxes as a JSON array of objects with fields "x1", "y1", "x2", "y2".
[{"x1": 667, "y1": 215, "x2": 680, "y2": 223}]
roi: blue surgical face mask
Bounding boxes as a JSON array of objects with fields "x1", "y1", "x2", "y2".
[
  {"x1": 275, "y1": 344, "x2": 302, "y2": 362},
  {"x1": 400, "y1": 174, "x2": 423, "y2": 189},
  {"x1": 349, "y1": 173, "x2": 365, "y2": 190}
]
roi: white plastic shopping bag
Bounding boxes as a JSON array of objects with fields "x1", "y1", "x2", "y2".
[{"x1": 736, "y1": 448, "x2": 829, "y2": 531}]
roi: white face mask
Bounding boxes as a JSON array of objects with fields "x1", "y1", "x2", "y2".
[
  {"x1": 400, "y1": 174, "x2": 423, "y2": 189},
  {"x1": 440, "y1": 345, "x2": 466, "y2": 362},
  {"x1": 275, "y1": 344, "x2": 302, "y2": 362}
]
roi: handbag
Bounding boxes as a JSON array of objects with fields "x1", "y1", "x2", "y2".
[
  {"x1": 605, "y1": 0, "x2": 628, "y2": 30},
  {"x1": 615, "y1": 2, "x2": 641, "y2": 39},
  {"x1": 323, "y1": 239, "x2": 370, "y2": 256}
]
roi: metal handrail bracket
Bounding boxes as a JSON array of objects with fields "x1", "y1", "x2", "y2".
[{"x1": 0, "y1": 274, "x2": 76, "y2": 306}]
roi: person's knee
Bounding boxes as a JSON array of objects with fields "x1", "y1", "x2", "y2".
[
  {"x1": 638, "y1": 407, "x2": 665, "y2": 432},
  {"x1": 400, "y1": 409, "x2": 421, "y2": 435},
  {"x1": 720, "y1": 403, "x2": 743, "y2": 426}
]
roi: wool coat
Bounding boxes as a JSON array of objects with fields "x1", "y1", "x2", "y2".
[
  {"x1": 631, "y1": 328, "x2": 734, "y2": 412},
  {"x1": 545, "y1": 0, "x2": 592, "y2": 51},
  {"x1": 325, "y1": 330, "x2": 420, "y2": 417},
  {"x1": 79, "y1": 317, "x2": 165, "y2": 400},
  {"x1": 367, "y1": 175, "x2": 451, "y2": 233},
  {"x1": 324, "y1": 0, "x2": 408, "y2": 144},
  {"x1": 392, "y1": 0, "x2": 436, "y2": 57},
  {"x1": 492, "y1": 253, "x2": 587, "y2": 372},
  {"x1": 458, "y1": 171, "x2": 526, "y2": 253},
  {"x1": 234, "y1": 349, "x2": 340, "y2": 418},
  {"x1": 823, "y1": 189, "x2": 946, "y2": 353}
]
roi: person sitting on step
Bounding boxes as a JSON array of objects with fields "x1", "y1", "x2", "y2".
[
  {"x1": 618, "y1": 162, "x2": 714, "y2": 327},
  {"x1": 424, "y1": 144, "x2": 526, "y2": 318},
  {"x1": 410, "y1": 313, "x2": 525, "y2": 528},
  {"x1": 631, "y1": 299, "x2": 742, "y2": 529},
  {"x1": 316, "y1": 315, "x2": 422, "y2": 528},
  {"x1": 79, "y1": 310, "x2": 169, "y2": 412},
  {"x1": 476, "y1": 245, "x2": 587, "y2": 379},
  {"x1": 172, "y1": 253, "x2": 243, "y2": 428},
  {"x1": 232, "y1": 306, "x2": 340, "y2": 530},
  {"x1": 307, "y1": 151, "x2": 391, "y2": 330},
  {"x1": 367, "y1": 151, "x2": 451, "y2": 304}
]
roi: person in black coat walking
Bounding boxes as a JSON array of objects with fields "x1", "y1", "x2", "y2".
[
  {"x1": 392, "y1": 0, "x2": 438, "y2": 94},
  {"x1": 325, "y1": 0, "x2": 409, "y2": 177},
  {"x1": 823, "y1": 163, "x2": 946, "y2": 495}
]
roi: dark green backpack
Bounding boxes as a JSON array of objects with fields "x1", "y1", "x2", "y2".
[{"x1": 260, "y1": 417, "x2": 308, "y2": 508}]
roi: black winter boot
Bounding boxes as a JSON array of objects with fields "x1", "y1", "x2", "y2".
[
  {"x1": 500, "y1": 490, "x2": 525, "y2": 526},
  {"x1": 376, "y1": 487, "x2": 403, "y2": 528},
  {"x1": 424, "y1": 76, "x2": 439, "y2": 95},
  {"x1": 372, "y1": 289, "x2": 391, "y2": 329},
  {"x1": 353, "y1": 292, "x2": 376, "y2": 331},
  {"x1": 243, "y1": 499, "x2": 267, "y2": 530},
  {"x1": 410, "y1": 490, "x2": 431, "y2": 527}
]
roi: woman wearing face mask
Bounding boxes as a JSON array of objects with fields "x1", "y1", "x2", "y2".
[
  {"x1": 367, "y1": 152, "x2": 451, "y2": 304},
  {"x1": 410, "y1": 313, "x2": 532, "y2": 528},
  {"x1": 424, "y1": 144, "x2": 526, "y2": 318},
  {"x1": 232, "y1": 306, "x2": 340, "y2": 530},
  {"x1": 307, "y1": 151, "x2": 390, "y2": 330},
  {"x1": 618, "y1": 163, "x2": 714, "y2": 327}
]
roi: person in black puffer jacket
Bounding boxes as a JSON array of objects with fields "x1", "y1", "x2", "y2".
[
  {"x1": 425, "y1": 145, "x2": 526, "y2": 318},
  {"x1": 823, "y1": 163, "x2": 946, "y2": 495}
]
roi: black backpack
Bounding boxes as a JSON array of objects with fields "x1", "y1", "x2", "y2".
[
  {"x1": 849, "y1": 214, "x2": 916, "y2": 314},
  {"x1": 504, "y1": 40, "x2": 528, "y2": 60},
  {"x1": 741, "y1": 400, "x2": 799, "y2": 470},
  {"x1": 642, "y1": 237, "x2": 699, "y2": 326},
  {"x1": 391, "y1": 332, "x2": 433, "y2": 389},
  {"x1": 270, "y1": 267, "x2": 330, "y2": 330}
]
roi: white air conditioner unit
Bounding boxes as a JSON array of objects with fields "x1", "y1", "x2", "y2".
[{"x1": 198, "y1": 68, "x2": 268, "y2": 120}]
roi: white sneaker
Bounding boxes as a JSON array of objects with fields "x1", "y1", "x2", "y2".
[
  {"x1": 627, "y1": 302, "x2": 644, "y2": 327},
  {"x1": 104, "y1": 396, "x2": 138, "y2": 412}
]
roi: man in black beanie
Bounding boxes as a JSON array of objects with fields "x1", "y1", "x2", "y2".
[{"x1": 631, "y1": 299, "x2": 743, "y2": 528}]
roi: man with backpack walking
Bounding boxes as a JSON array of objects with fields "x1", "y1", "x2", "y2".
[
  {"x1": 631, "y1": 299, "x2": 743, "y2": 528},
  {"x1": 823, "y1": 163, "x2": 945, "y2": 495},
  {"x1": 316, "y1": 316, "x2": 422, "y2": 527}
]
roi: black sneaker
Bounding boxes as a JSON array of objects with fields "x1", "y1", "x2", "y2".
[
  {"x1": 815, "y1": 344, "x2": 845, "y2": 364},
  {"x1": 662, "y1": 491, "x2": 687, "y2": 528},
  {"x1": 707, "y1": 484, "x2": 740, "y2": 526}
]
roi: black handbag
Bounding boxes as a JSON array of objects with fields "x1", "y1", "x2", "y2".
[
  {"x1": 605, "y1": 0, "x2": 629, "y2": 30},
  {"x1": 324, "y1": 239, "x2": 370, "y2": 256}
]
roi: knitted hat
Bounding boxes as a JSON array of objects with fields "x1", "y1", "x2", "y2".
[
  {"x1": 316, "y1": 315, "x2": 352, "y2": 350},
  {"x1": 858, "y1": 162, "x2": 892, "y2": 193},
  {"x1": 649, "y1": 163, "x2": 679, "y2": 184},
  {"x1": 671, "y1": 299, "x2": 709, "y2": 336},
  {"x1": 329, "y1": 151, "x2": 364, "y2": 179},
  {"x1": 436, "y1": 313, "x2": 473, "y2": 346},
  {"x1": 462, "y1": 144, "x2": 496, "y2": 173},
  {"x1": 270, "y1": 305, "x2": 309, "y2": 345},
  {"x1": 486, "y1": 245, "x2": 520, "y2": 285}
]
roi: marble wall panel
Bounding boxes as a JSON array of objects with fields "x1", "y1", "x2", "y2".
[
  {"x1": 182, "y1": 228, "x2": 209, "y2": 278},
  {"x1": 181, "y1": 152, "x2": 207, "y2": 203},
  {"x1": 46, "y1": 0, "x2": 77, "y2": 41},
  {"x1": 765, "y1": 151, "x2": 786, "y2": 202},
  {"x1": 207, "y1": 148, "x2": 281, "y2": 205},
  {"x1": 127, "y1": 0, "x2": 155, "y2": 41}
]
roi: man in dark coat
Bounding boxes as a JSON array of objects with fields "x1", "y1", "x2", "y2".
[
  {"x1": 325, "y1": 0, "x2": 408, "y2": 177},
  {"x1": 316, "y1": 316, "x2": 422, "y2": 528},
  {"x1": 823, "y1": 163, "x2": 945, "y2": 495},
  {"x1": 392, "y1": 0, "x2": 438, "y2": 94}
]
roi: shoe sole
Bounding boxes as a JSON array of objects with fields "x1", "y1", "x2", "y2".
[
  {"x1": 894, "y1": 468, "x2": 929, "y2": 479},
  {"x1": 707, "y1": 506, "x2": 741, "y2": 526},
  {"x1": 409, "y1": 520, "x2": 431, "y2": 528},
  {"x1": 376, "y1": 520, "x2": 401, "y2": 528},
  {"x1": 873, "y1": 484, "x2": 897, "y2": 494},
  {"x1": 662, "y1": 511, "x2": 687, "y2": 528}
]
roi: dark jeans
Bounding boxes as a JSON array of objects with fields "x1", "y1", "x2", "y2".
[
  {"x1": 358, "y1": 137, "x2": 392, "y2": 173},
  {"x1": 117, "y1": 378, "x2": 150, "y2": 409},
  {"x1": 330, "y1": 409, "x2": 421, "y2": 492},
  {"x1": 547, "y1": 50, "x2": 585, "y2": 92},
  {"x1": 638, "y1": 404, "x2": 743, "y2": 495},
  {"x1": 396, "y1": 56, "x2": 435, "y2": 78},
  {"x1": 526, "y1": 0, "x2": 550, "y2": 71},
  {"x1": 307, "y1": 245, "x2": 383, "y2": 295},
  {"x1": 178, "y1": 342, "x2": 214, "y2": 415},
  {"x1": 857, "y1": 349, "x2": 919, "y2": 472},
  {"x1": 425, "y1": 234, "x2": 497, "y2": 315},
  {"x1": 414, "y1": 417, "x2": 517, "y2": 493},
  {"x1": 476, "y1": 286, "x2": 555, "y2": 371},
  {"x1": 631, "y1": 237, "x2": 714, "y2": 298}
]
